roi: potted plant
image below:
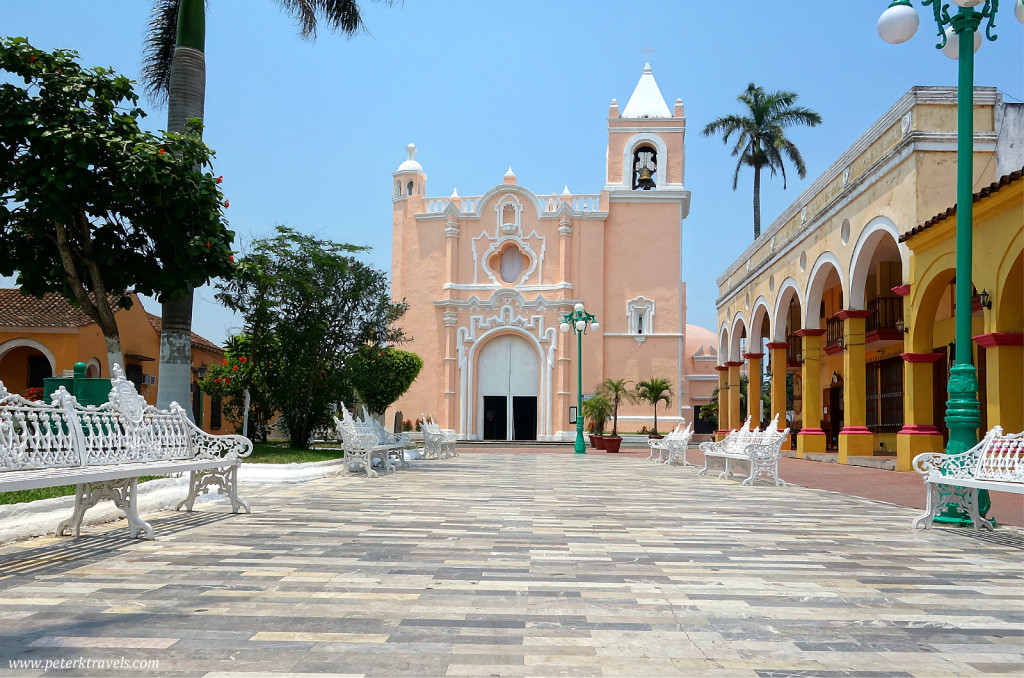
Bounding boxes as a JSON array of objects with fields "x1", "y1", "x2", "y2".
[
  {"x1": 586, "y1": 421, "x2": 597, "y2": 449},
  {"x1": 581, "y1": 394, "x2": 613, "y2": 450},
  {"x1": 601, "y1": 378, "x2": 633, "y2": 453},
  {"x1": 634, "y1": 377, "x2": 673, "y2": 438}
]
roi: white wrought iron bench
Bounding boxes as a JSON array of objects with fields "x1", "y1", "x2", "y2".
[
  {"x1": 698, "y1": 415, "x2": 790, "y2": 486},
  {"x1": 647, "y1": 421, "x2": 694, "y2": 466},
  {"x1": 356, "y1": 406, "x2": 410, "y2": 470},
  {"x1": 0, "y1": 365, "x2": 251, "y2": 539},
  {"x1": 912, "y1": 426, "x2": 1023, "y2": 531},
  {"x1": 421, "y1": 415, "x2": 457, "y2": 459},
  {"x1": 333, "y1": 405, "x2": 398, "y2": 477}
]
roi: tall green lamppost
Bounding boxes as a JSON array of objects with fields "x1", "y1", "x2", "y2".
[
  {"x1": 878, "y1": 0, "x2": 1023, "y2": 522},
  {"x1": 560, "y1": 303, "x2": 599, "y2": 454}
]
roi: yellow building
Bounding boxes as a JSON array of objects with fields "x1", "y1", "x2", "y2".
[
  {"x1": 0, "y1": 290, "x2": 231, "y2": 433},
  {"x1": 712, "y1": 86, "x2": 1022, "y2": 471}
]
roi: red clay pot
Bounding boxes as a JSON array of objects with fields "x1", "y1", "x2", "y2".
[{"x1": 603, "y1": 435, "x2": 622, "y2": 453}]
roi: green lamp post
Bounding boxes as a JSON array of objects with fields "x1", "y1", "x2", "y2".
[
  {"x1": 878, "y1": 0, "x2": 1023, "y2": 522},
  {"x1": 560, "y1": 303, "x2": 599, "y2": 454}
]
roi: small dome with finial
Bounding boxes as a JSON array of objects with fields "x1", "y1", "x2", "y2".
[{"x1": 396, "y1": 143, "x2": 423, "y2": 173}]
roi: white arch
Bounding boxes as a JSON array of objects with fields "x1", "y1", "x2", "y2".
[
  {"x1": 464, "y1": 326, "x2": 548, "y2": 440},
  {"x1": 619, "y1": 133, "x2": 670, "y2": 189},
  {"x1": 717, "y1": 324, "x2": 730, "y2": 365},
  {"x1": 848, "y1": 216, "x2": 907, "y2": 309},
  {"x1": 85, "y1": 357, "x2": 102, "y2": 378},
  {"x1": 749, "y1": 297, "x2": 772, "y2": 346},
  {"x1": 772, "y1": 277, "x2": 803, "y2": 341},
  {"x1": 0, "y1": 338, "x2": 57, "y2": 375},
  {"x1": 804, "y1": 252, "x2": 846, "y2": 329},
  {"x1": 729, "y1": 312, "x2": 747, "y2": 362}
]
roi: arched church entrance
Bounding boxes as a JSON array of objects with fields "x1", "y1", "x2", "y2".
[{"x1": 476, "y1": 334, "x2": 538, "y2": 441}]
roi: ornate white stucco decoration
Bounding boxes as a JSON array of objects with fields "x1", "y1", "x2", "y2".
[
  {"x1": 627, "y1": 296, "x2": 655, "y2": 344},
  {"x1": 901, "y1": 112, "x2": 912, "y2": 138},
  {"x1": 436, "y1": 289, "x2": 562, "y2": 441},
  {"x1": 471, "y1": 193, "x2": 546, "y2": 287}
]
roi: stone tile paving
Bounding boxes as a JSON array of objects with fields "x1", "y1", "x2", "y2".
[{"x1": 0, "y1": 452, "x2": 1021, "y2": 677}]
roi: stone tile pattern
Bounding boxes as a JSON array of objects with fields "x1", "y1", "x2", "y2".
[{"x1": 0, "y1": 453, "x2": 1021, "y2": 677}]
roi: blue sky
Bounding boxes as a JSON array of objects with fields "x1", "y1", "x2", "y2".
[{"x1": 3, "y1": 1, "x2": 1022, "y2": 345}]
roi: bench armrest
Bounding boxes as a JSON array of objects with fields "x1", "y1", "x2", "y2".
[{"x1": 191, "y1": 429, "x2": 253, "y2": 460}]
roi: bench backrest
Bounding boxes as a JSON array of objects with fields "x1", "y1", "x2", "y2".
[
  {"x1": 974, "y1": 426, "x2": 1024, "y2": 484},
  {"x1": 1, "y1": 365, "x2": 194, "y2": 472}
]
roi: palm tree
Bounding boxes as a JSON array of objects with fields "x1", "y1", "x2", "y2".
[
  {"x1": 142, "y1": 0, "x2": 393, "y2": 415},
  {"x1": 601, "y1": 378, "x2": 633, "y2": 437},
  {"x1": 634, "y1": 378, "x2": 673, "y2": 436},
  {"x1": 581, "y1": 394, "x2": 613, "y2": 435},
  {"x1": 702, "y1": 83, "x2": 822, "y2": 240}
]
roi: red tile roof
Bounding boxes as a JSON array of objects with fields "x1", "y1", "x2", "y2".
[
  {"x1": 146, "y1": 313, "x2": 224, "y2": 355},
  {"x1": 900, "y1": 167, "x2": 1024, "y2": 243},
  {"x1": 0, "y1": 290, "x2": 96, "y2": 328}
]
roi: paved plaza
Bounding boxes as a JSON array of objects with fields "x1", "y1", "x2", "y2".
[{"x1": 0, "y1": 452, "x2": 1022, "y2": 677}]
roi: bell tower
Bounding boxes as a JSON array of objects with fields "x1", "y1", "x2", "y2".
[{"x1": 604, "y1": 62, "x2": 689, "y2": 215}]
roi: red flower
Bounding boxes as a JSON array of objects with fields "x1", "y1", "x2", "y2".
[
  {"x1": 224, "y1": 199, "x2": 230, "y2": 207},
  {"x1": 214, "y1": 378, "x2": 220, "y2": 383},
  {"x1": 232, "y1": 365, "x2": 239, "y2": 371},
  {"x1": 55, "y1": 69, "x2": 61, "y2": 73},
  {"x1": 239, "y1": 357, "x2": 247, "y2": 363},
  {"x1": 229, "y1": 255, "x2": 235, "y2": 262},
  {"x1": 222, "y1": 359, "x2": 228, "y2": 366},
  {"x1": 224, "y1": 378, "x2": 231, "y2": 385},
  {"x1": 159, "y1": 148, "x2": 164, "y2": 155},
  {"x1": 29, "y1": 56, "x2": 36, "y2": 62},
  {"x1": 216, "y1": 176, "x2": 223, "y2": 183},
  {"x1": 206, "y1": 241, "x2": 211, "y2": 248}
]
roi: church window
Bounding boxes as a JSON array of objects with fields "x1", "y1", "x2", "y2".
[
  {"x1": 632, "y1": 145, "x2": 657, "y2": 190},
  {"x1": 627, "y1": 297, "x2": 655, "y2": 339},
  {"x1": 395, "y1": 181, "x2": 401, "y2": 198},
  {"x1": 407, "y1": 180, "x2": 415, "y2": 196},
  {"x1": 499, "y1": 244, "x2": 526, "y2": 284}
]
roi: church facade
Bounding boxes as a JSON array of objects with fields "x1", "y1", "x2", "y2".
[{"x1": 390, "y1": 64, "x2": 718, "y2": 440}]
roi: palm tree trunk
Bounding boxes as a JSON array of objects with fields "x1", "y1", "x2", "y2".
[
  {"x1": 156, "y1": 0, "x2": 205, "y2": 416},
  {"x1": 752, "y1": 165, "x2": 762, "y2": 240}
]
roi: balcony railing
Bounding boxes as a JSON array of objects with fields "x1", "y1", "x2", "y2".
[
  {"x1": 866, "y1": 296, "x2": 903, "y2": 332},
  {"x1": 826, "y1": 316, "x2": 844, "y2": 347}
]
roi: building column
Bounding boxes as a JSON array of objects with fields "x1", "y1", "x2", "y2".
[
  {"x1": 974, "y1": 333, "x2": 1023, "y2": 433},
  {"x1": 442, "y1": 222, "x2": 460, "y2": 431},
  {"x1": 715, "y1": 365, "x2": 729, "y2": 440},
  {"x1": 794, "y1": 329, "x2": 827, "y2": 457},
  {"x1": 726, "y1": 361, "x2": 743, "y2": 430},
  {"x1": 837, "y1": 310, "x2": 874, "y2": 463},
  {"x1": 557, "y1": 221, "x2": 574, "y2": 438},
  {"x1": 766, "y1": 342, "x2": 791, "y2": 449},
  {"x1": 744, "y1": 352, "x2": 764, "y2": 427},
  {"x1": 897, "y1": 352, "x2": 945, "y2": 473}
]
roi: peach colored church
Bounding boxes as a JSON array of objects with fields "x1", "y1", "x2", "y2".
[{"x1": 390, "y1": 64, "x2": 718, "y2": 441}]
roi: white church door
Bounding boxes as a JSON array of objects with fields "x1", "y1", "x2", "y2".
[{"x1": 476, "y1": 334, "x2": 538, "y2": 441}]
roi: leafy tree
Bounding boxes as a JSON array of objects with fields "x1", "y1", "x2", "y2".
[
  {"x1": 198, "y1": 335, "x2": 275, "y2": 443},
  {"x1": 142, "y1": 0, "x2": 397, "y2": 413},
  {"x1": 581, "y1": 394, "x2": 613, "y2": 435},
  {"x1": 702, "y1": 82, "x2": 822, "y2": 239},
  {"x1": 601, "y1": 378, "x2": 633, "y2": 437},
  {"x1": 215, "y1": 226, "x2": 404, "y2": 449},
  {"x1": 348, "y1": 347, "x2": 423, "y2": 416},
  {"x1": 0, "y1": 38, "x2": 234, "y2": 370},
  {"x1": 634, "y1": 377, "x2": 673, "y2": 436}
]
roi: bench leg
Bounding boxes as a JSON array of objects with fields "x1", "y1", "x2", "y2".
[
  {"x1": 57, "y1": 479, "x2": 154, "y2": 540},
  {"x1": 176, "y1": 466, "x2": 251, "y2": 514},
  {"x1": 912, "y1": 481, "x2": 940, "y2": 530}
]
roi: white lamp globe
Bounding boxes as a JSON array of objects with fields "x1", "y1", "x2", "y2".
[
  {"x1": 573, "y1": 303, "x2": 584, "y2": 313},
  {"x1": 559, "y1": 322, "x2": 571, "y2": 333},
  {"x1": 878, "y1": 2, "x2": 919, "y2": 44},
  {"x1": 950, "y1": 0, "x2": 984, "y2": 7},
  {"x1": 1015, "y1": 0, "x2": 1023, "y2": 24},
  {"x1": 940, "y1": 25, "x2": 982, "y2": 59},
  {"x1": 590, "y1": 322, "x2": 600, "y2": 331},
  {"x1": 575, "y1": 320, "x2": 586, "y2": 331}
]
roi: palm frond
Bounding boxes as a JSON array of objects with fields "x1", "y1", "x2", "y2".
[
  {"x1": 277, "y1": 0, "x2": 398, "y2": 39},
  {"x1": 142, "y1": 0, "x2": 181, "y2": 106}
]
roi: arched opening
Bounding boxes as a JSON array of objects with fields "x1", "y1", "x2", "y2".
[
  {"x1": 805, "y1": 261, "x2": 844, "y2": 449},
  {"x1": 476, "y1": 334, "x2": 539, "y2": 440},
  {"x1": 631, "y1": 144, "x2": 657, "y2": 190},
  {"x1": 0, "y1": 345, "x2": 53, "y2": 395},
  {"x1": 407, "y1": 180, "x2": 414, "y2": 196}
]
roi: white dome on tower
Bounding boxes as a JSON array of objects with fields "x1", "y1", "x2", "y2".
[
  {"x1": 621, "y1": 62, "x2": 671, "y2": 119},
  {"x1": 396, "y1": 143, "x2": 423, "y2": 173}
]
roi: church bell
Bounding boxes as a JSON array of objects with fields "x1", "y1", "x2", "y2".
[{"x1": 637, "y1": 166, "x2": 656, "y2": 190}]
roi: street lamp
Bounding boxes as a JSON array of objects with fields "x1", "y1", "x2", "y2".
[
  {"x1": 560, "y1": 302, "x2": 599, "y2": 454},
  {"x1": 879, "y1": 0, "x2": 1022, "y2": 522}
]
